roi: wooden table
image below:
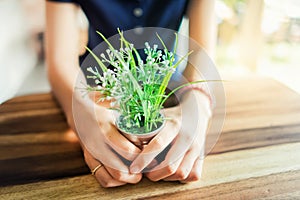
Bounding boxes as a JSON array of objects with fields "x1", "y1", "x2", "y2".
[{"x1": 1, "y1": 76, "x2": 300, "y2": 199}]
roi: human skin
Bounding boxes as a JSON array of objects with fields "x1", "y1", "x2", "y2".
[{"x1": 45, "y1": 0, "x2": 215, "y2": 187}]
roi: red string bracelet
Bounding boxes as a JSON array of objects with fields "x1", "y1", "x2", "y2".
[{"x1": 177, "y1": 84, "x2": 215, "y2": 109}]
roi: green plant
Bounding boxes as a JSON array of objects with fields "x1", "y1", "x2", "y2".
[{"x1": 86, "y1": 29, "x2": 201, "y2": 134}]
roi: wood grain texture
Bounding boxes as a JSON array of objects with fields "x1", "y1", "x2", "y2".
[
  {"x1": 0, "y1": 76, "x2": 300, "y2": 199},
  {"x1": 144, "y1": 170, "x2": 300, "y2": 200},
  {"x1": 1, "y1": 142, "x2": 299, "y2": 200},
  {"x1": 0, "y1": 94, "x2": 88, "y2": 186}
]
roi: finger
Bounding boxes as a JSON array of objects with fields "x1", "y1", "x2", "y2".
[
  {"x1": 145, "y1": 158, "x2": 158, "y2": 170},
  {"x1": 130, "y1": 119, "x2": 180, "y2": 173},
  {"x1": 150, "y1": 104, "x2": 205, "y2": 172},
  {"x1": 105, "y1": 126, "x2": 141, "y2": 160},
  {"x1": 105, "y1": 166, "x2": 142, "y2": 184},
  {"x1": 93, "y1": 107, "x2": 142, "y2": 161},
  {"x1": 147, "y1": 126, "x2": 202, "y2": 181},
  {"x1": 143, "y1": 134, "x2": 186, "y2": 181},
  {"x1": 163, "y1": 149, "x2": 198, "y2": 181},
  {"x1": 84, "y1": 143, "x2": 140, "y2": 182},
  {"x1": 75, "y1": 105, "x2": 140, "y2": 162},
  {"x1": 144, "y1": 128, "x2": 194, "y2": 173},
  {"x1": 84, "y1": 148, "x2": 126, "y2": 188},
  {"x1": 93, "y1": 162, "x2": 127, "y2": 188},
  {"x1": 102, "y1": 123, "x2": 141, "y2": 161},
  {"x1": 145, "y1": 156, "x2": 184, "y2": 181},
  {"x1": 180, "y1": 157, "x2": 204, "y2": 183},
  {"x1": 162, "y1": 135, "x2": 203, "y2": 181}
]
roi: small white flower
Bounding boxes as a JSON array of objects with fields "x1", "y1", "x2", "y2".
[
  {"x1": 87, "y1": 67, "x2": 93, "y2": 72},
  {"x1": 145, "y1": 42, "x2": 150, "y2": 49},
  {"x1": 87, "y1": 67, "x2": 97, "y2": 75}
]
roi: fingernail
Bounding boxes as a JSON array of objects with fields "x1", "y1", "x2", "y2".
[{"x1": 130, "y1": 165, "x2": 140, "y2": 173}]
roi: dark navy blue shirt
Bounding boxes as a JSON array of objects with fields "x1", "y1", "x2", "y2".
[{"x1": 48, "y1": 0, "x2": 189, "y2": 48}]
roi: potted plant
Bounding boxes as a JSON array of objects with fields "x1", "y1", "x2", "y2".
[{"x1": 85, "y1": 29, "x2": 204, "y2": 148}]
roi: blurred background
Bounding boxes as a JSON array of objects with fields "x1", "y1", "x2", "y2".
[
  {"x1": 216, "y1": 0, "x2": 300, "y2": 94},
  {"x1": 0, "y1": 0, "x2": 299, "y2": 103}
]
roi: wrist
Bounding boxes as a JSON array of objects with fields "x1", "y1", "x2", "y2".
[
  {"x1": 178, "y1": 84, "x2": 214, "y2": 106},
  {"x1": 180, "y1": 89, "x2": 212, "y2": 117}
]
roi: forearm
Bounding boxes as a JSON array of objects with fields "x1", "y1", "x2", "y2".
[
  {"x1": 178, "y1": 0, "x2": 216, "y2": 109},
  {"x1": 188, "y1": 0, "x2": 216, "y2": 57},
  {"x1": 47, "y1": 62, "x2": 82, "y2": 125},
  {"x1": 183, "y1": 0, "x2": 216, "y2": 81},
  {"x1": 45, "y1": 1, "x2": 87, "y2": 129}
]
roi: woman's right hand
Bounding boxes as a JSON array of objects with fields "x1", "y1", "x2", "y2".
[{"x1": 70, "y1": 95, "x2": 143, "y2": 187}]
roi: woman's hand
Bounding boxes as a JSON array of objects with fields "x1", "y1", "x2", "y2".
[
  {"x1": 71, "y1": 95, "x2": 143, "y2": 187},
  {"x1": 130, "y1": 91, "x2": 211, "y2": 182},
  {"x1": 46, "y1": 1, "x2": 143, "y2": 188}
]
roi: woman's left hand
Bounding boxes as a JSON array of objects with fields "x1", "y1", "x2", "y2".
[{"x1": 130, "y1": 90, "x2": 212, "y2": 182}]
